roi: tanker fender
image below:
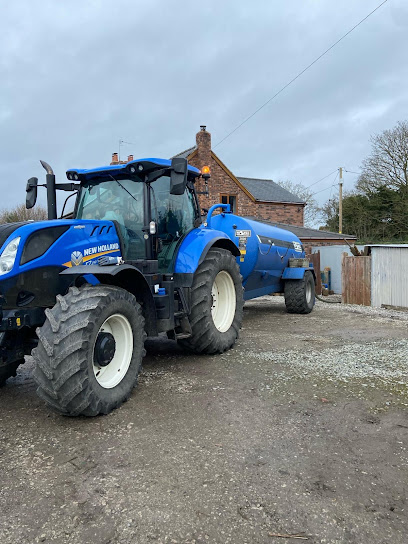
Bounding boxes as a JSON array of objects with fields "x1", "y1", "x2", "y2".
[
  {"x1": 281, "y1": 267, "x2": 316, "y2": 282},
  {"x1": 174, "y1": 227, "x2": 240, "y2": 276}
]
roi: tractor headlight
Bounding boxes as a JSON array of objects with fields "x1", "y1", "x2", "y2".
[{"x1": 0, "y1": 237, "x2": 21, "y2": 276}]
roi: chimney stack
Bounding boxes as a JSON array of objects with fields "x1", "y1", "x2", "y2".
[
  {"x1": 111, "y1": 152, "x2": 119, "y2": 165},
  {"x1": 196, "y1": 125, "x2": 211, "y2": 168},
  {"x1": 127, "y1": 154, "x2": 134, "y2": 162}
]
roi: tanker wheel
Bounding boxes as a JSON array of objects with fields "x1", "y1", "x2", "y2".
[
  {"x1": 284, "y1": 270, "x2": 315, "y2": 314},
  {"x1": 33, "y1": 284, "x2": 146, "y2": 416},
  {"x1": 179, "y1": 248, "x2": 244, "y2": 354},
  {"x1": 0, "y1": 359, "x2": 24, "y2": 386}
]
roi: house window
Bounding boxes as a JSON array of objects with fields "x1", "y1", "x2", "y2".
[{"x1": 220, "y1": 194, "x2": 237, "y2": 213}]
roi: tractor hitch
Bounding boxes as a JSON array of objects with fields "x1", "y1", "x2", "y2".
[{"x1": 0, "y1": 307, "x2": 45, "y2": 332}]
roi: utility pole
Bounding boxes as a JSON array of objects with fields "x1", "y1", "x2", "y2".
[{"x1": 338, "y1": 167, "x2": 343, "y2": 234}]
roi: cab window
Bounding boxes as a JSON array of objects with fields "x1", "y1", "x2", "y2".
[{"x1": 151, "y1": 176, "x2": 197, "y2": 271}]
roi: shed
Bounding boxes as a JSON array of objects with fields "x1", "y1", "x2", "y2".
[{"x1": 368, "y1": 245, "x2": 408, "y2": 309}]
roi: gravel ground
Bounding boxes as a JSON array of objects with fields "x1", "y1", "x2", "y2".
[{"x1": 0, "y1": 296, "x2": 407, "y2": 544}]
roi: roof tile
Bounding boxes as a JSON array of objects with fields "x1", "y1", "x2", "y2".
[{"x1": 237, "y1": 177, "x2": 305, "y2": 204}]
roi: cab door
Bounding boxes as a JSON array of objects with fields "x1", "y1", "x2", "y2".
[{"x1": 150, "y1": 176, "x2": 197, "y2": 272}]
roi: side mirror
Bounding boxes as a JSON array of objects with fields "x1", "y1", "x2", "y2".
[
  {"x1": 26, "y1": 177, "x2": 38, "y2": 209},
  {"x1": 170, "y1": 158, "x2": 188, "y2": 195}
]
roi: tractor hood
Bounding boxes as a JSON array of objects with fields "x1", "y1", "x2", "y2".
[
  {"x1": 0, "y1": 218, "x2": 123, "y2": 309},
  {"x1": 0, "y1": 219, "x2": 122, "y2": 279},
  {"x1": 0, "y1": 222, "x2": 31, "y2": 250}
]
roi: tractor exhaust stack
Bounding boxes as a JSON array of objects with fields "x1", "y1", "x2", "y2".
[{"x1": 40, "y1": 160, "x2": 57, "y2": 220}]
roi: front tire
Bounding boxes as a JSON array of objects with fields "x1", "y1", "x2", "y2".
[
  {"x1": 179, "y1": 248, "x2": 244, "y2": 354},
  {"x1": 284, "y1": 270, "x2": 315, "y2": 314},
  {"x1": 33, "y1": 284, "x2": 146, "y2": 416}
]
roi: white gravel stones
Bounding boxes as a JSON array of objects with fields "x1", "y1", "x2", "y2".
[
  {"x1": 253, "y1": 339, "x2": 408, "y2": 384},
  {"x1": 315, "y1": 297, "x2": 408, "y2": 322}
]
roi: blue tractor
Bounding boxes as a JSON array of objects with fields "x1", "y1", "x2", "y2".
[{"x1": 0, "y1": 157, "x2": 315, "y2": 415}]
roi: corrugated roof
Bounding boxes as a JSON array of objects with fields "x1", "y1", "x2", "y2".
[
  {"x1": 367, "y1": 244, "x2": 408, "y2": 248},
  {"x1": 245, "y1": 217, "x2": 356, "y2": 240},
  {"x1": 171, "y1": 146, "x2": 197, "y2": 159}
]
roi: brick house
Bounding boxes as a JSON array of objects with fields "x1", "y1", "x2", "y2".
[{"x1": 173, "y1": 126, "x2": 306, "y2": 227}]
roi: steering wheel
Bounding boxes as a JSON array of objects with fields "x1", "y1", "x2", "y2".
[{"x1": 126, "y1": 227, "x2": 144, "y2": 245}]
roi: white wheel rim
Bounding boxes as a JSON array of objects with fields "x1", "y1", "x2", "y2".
[
  {"x1": 306, "y1": 281, "x2": 312, "y2": 303},
  {"x1": 211, "y1": 271, "x2": 236, "y2": 333},
  {"x1": 93, "y1": 314, "x2": 133, "y2": 389}
]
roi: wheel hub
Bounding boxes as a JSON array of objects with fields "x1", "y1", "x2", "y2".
[
  {"x1": 94, "y1": 332, "x2": 116, "y2": 367},
  {"x1": 92, "y1": 313, "x2": 134, "y2": 389}
]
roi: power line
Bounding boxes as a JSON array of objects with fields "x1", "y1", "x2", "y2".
[
  {"x1": 312, "y1": 171, "x2": 339, "y2": 196},
  {"x1": 328, "y1": 171, "x2": 340, "y2": 202},
  {"x1": 306, "y1": 169, "x2": 338, "y2": 189},
  {"x1": 344, "y1": 169, "x2": 361, "y2": 175},
  {"x1": 214, "y1": 0, "x2": 389, "y2": 148}
]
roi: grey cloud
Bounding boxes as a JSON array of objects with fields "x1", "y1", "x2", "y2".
[{"x1": 0, "y1": 0, "x2": 406, "y2": 214}]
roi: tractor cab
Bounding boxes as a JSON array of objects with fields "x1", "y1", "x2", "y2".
[
  {"x1": 69, "y1": 159, "x2": 202, "y2": 272},
  {"x1": 26, "y1": 158, "x2": 203, "y2": 273}
]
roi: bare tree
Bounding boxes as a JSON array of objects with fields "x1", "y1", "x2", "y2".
[
  {"x1": 0, "y1": 204, "x2": 48, "y2": 224},
  {"x1": 357, "y1": 120, "x2": 408, "y2": 194},
  {"x1": 277, "y1": 180, "x2": 321, "y2": 227}
]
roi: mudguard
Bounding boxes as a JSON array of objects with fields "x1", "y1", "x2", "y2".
[
  {"x1": 174, "y1": 227, "x2": 240, "y2": 275},
  {"x1": 281, "y1": 267, "x2": 316, "y2": 281},
  {"x1": 60, "y1": 264, "x2": 158, "y2": 336}
]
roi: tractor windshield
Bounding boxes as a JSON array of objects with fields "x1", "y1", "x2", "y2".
[{"x1": 76, "y1": 178, "x2": 145, "y2": 259}]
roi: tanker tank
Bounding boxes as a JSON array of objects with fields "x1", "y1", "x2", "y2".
[{"x1": 211, "y1": 214, "x2": 305, "y2": 300}]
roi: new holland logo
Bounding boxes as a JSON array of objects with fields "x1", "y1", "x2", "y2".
[{"x1": 71, "y1": 251, "x2": 84, "y2": 266}]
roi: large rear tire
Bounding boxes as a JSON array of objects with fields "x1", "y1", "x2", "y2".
[
  {"x1": 0, "y1": 359, "x2": 24, "y2": 386},
  {"x1": 284, "y1": 270, "x2": 315, "y2": 314},
  {"x1": 179, "y1": 248, "x2": 244, "y2": 354},
  {"x1": 33, "y1": 284, "x2": 146, "y2": 416}
]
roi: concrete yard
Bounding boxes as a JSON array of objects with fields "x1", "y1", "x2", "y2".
[{"x1": 0, "y1": 297, "x2": 407, "y2": 544}]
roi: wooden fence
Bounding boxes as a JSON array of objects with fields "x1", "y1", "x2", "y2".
[
  {"x1": 309, "y1": 251, "x2": 322, "y2": 295},
  {"x1": 341, "y1": 254, "x2": 371, "y2": 306}
]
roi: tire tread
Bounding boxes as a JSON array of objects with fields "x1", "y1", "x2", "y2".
[
  {"x1": 33, "y1": 284, "x2": 145, "y2": 416},
  {"x1": 179, "y1": 248, "x2": 244, "y2": 355},
  {"x1": 284, "y1": 271, "x2": 315, "y2": 314}
]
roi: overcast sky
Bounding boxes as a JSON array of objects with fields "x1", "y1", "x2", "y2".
[{"x1": 1, "y1": 0, "x2": 407, "y2": 216}]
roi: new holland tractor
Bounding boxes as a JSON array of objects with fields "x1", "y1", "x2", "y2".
[{"x1": 0, "y1": 157, "x2": 315, "y2": 416}]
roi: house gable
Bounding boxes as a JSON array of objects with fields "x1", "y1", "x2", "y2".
[{"x1": 173, "y1": 126, "x2": 305, "y2": 226}]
